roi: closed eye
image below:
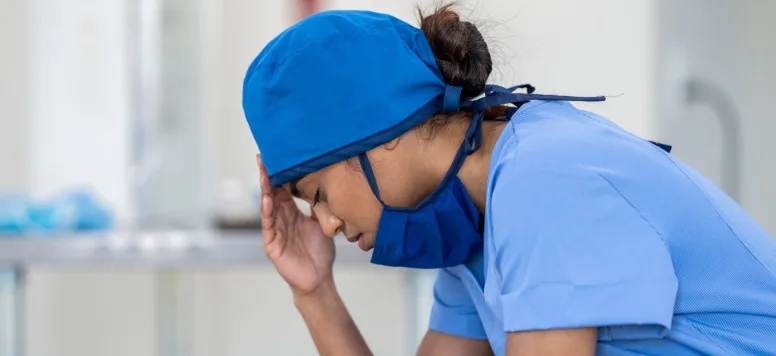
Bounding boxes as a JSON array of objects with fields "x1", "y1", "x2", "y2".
[{"x1": 312, "y1": 188, "x2": 320, "y2": 207}]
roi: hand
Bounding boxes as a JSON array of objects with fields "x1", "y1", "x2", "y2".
[{"x1": 258, "y1": 155, "x2": 336, "y2": 296}]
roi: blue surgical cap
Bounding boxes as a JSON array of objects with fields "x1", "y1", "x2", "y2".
[{"x1": 242, "y1": 10, "x2": 449, "y2": 187}]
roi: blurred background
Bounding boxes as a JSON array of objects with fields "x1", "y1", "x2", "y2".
[{"x1": 0, "y1": 0, "x2": 774, "y2": 355}]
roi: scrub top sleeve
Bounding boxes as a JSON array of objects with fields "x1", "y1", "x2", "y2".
[
  {"x1": 490, "y1": 162, "x2": 678, "y2": 338},
  {"x1": 428, "y1": 268, "x2": 488, "y2": 340}
]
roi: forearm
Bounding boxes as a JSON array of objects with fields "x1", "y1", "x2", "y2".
[
  {"x1": 294, "y1": 278, "x2": 372, "y2": 356},
  {"x1": 417, "y1": 330, "x2": 493, "y2": 356}
]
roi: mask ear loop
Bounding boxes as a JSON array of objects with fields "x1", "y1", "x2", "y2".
[
  {"x1": 359, "y1": 84, "x2": 469, "y2": 208},
  {"x1": 358, "y1": 152, "x2": 385, "y2": 205}
]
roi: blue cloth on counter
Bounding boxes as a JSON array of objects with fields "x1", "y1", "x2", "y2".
[
  {"x1": 429, "y1": 100, "x2": 776, "y2": 355},
  {"x1": 0, "y1": 188, "x2": 113, "y2": 236}
]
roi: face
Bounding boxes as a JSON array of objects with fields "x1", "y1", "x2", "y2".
[
  {"x1": 288, "y1": 137, "x2": 442, "y2": 252},
  {"x1": 289, "y1": 159, "x2": 383, "y2": 251}
]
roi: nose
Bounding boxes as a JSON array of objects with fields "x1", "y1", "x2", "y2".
[{"x1": 313, "y1": 204, "x2": 344, "y2": 238}]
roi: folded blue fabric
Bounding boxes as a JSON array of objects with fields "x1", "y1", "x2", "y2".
[{"x1": 0, "y1": 188, "x2": 113, "y2": 236}]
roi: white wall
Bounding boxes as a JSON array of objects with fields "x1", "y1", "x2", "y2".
[
  {"x1": 655, "y1": 0, "x2": 776, "y2": 235},
  {"x1": 479, "y1": 0, "x2": 657, "y2": 136},
  {"x1": 25, "y1": 0, "x2": 132, "y2": 219},
  {"x1": 24, "y1": 270, "x2": 156, "y2": 356},
  {"x1": 22, "y1": 266, "x2": 410, "y2": 356},
  {"x1": 190, "y1": 267, "x2": 411, "y2": 356},
  {"x1": 0, "y1": 0, "x2": 28, "y2": 191},
  {"x1": 732, "y1": 0, "x2": 776, "y2": 234},
  {"x1": 216, "y1": 0, "x2": 288, "y2": 195}
]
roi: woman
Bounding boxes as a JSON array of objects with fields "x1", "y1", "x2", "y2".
[{"x1": 242, "y1": 5, "x2": 776, "y2": 356}]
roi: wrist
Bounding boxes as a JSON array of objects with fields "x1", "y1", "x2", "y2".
[
  {"x1": 291, "y1": 277, "x2": 371, "y2": 355},
  {"x1": 293, "y1": 277, "x2": 338, "y2": 309}
]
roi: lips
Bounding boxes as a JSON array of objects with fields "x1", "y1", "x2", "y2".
[
  {"x1": 347, "y1": 233, "x2": 368, "y2": 251},
  {"x1": 346, "y1": 233, "x2": 361, "y2": 243}
]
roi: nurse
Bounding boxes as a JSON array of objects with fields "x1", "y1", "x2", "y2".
[{"x1": 243, "y1": 5, "x2": 776, "y2": 356}]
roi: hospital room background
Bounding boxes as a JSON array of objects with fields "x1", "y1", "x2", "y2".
[{"x1": 0, "y1": 0, "x2": 774, "y2": 355}]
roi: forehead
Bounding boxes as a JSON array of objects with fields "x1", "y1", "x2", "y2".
[{"x1": 289, "y1": 161, "x2": 356, "y2": 196}]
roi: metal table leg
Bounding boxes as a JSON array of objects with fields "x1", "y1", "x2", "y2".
[{"x1": 0, "y1": 267, "x2": 24, "y2": 356}]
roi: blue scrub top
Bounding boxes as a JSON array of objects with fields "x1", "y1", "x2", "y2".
[{"x1": 429, "y1": 100, "x2": 776, "y2": 355}]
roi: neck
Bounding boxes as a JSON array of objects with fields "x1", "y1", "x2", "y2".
[{"x1": 457, "y1": 120, "x2": 507, "y2": 212}]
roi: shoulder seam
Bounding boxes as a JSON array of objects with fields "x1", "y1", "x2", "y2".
[
  {"x1": 505, "y1": 101, "x2": 557, "y2": 148},
  {"x1": 595, "y1": 172, "x2": 672, "y2": 252}
]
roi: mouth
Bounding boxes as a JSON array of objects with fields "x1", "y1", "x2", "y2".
[{"x1": 347, "y1": 233, "x2": 368, "y2": 251}]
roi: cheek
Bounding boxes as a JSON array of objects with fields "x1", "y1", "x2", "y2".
[
  {"x1": 369, "y1": 164, "x2": 427, "y2": 208},
  {"x1": 326, "y1": 170, "x2": 383, "y2": 232}
]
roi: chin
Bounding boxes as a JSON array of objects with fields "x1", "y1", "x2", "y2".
[{"x1": 361, "y1": 236, "x2": 376, "y2": 252}]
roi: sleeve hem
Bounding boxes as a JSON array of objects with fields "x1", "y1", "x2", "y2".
[{"x1": 429, "y1": 304, "x2": 489, "y2": 340}]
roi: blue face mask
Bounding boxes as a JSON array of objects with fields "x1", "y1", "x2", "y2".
[
  {"x1": 359, "y1": 123, "x2": 483, "y2": 268},
  {"x1": 363, "y1": 84, "x2": 610, "y2": 269}
]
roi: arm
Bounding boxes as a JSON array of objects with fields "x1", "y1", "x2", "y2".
[
  {"x1": 294, "y1": 278, "x2": 372, "y2": 356},
  {"x1": 505, "y1": 329, "x2": 597, "y2": 356},
  {"x1": 417, "y1": 330, "x2": 493, "y2": 356}
]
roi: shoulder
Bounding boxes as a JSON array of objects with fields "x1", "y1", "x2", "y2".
[
  {"x1": 492, "y1": 101, "x2": 615, "y2": 169},
  {"x1": 488, "y1": 100, "x2": 671, "y2": 207},
  {"x1": 488, "y1": 102, "x2": 614, "y2": 203}
]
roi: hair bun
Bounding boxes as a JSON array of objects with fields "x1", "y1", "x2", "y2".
[{"x1": 419, "y1": 4, "x2": 493, "y2": 98}]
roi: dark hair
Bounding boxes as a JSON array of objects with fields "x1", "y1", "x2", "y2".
[
  {"x1": 415, "y1": 3, "x2": 508, "y2": 139},
  {"x1": 419, "y1": 3, "x2": 492, "y2": 99}
]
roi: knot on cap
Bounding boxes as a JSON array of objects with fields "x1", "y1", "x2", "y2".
[{"x1": 442, "y1": 85, "x2": 464, "y2": 113}]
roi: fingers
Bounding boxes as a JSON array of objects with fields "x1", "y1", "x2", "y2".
[
  {"x1": 256, "y1": 153, "x2": 299, "y2": 255},
  {"x1": 261, "y1": 194, "x2": 275, "y2": 228},
  {"x1": 259, "y1": 154, "x2": 278, "y2": 249},
  {"x1": 257, "y1": 154, "x2": 272, "y2": 196},
  {"x1": 258, "y1": 154, "x2": 293, "y2": 201},
  {"x1": 275, "y1": 184, "x2": 295, "y2": 203},
  {"x1": 261, "y1": 194, "x2": 277, "y2": 247}
]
